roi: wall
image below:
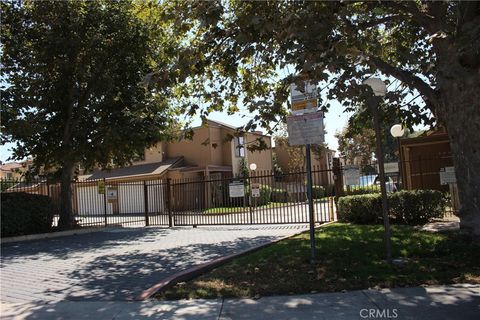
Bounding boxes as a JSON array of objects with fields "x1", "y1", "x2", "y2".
[
  {"x1": 143, "y1": 142, "x2": 165, "y2": 163},
  {"x1": 401, "y1": 135, "x2": 452, "y2": 191},
  {"x1": 245, "y1": 133, "x2": 273, "y2": 172},
  {"x1": 167, "y1": 127, "x2": 212, "y2": 167},
  {"x1": 221, "y1": 128, "x2": 233, "y2": 167},
  {"x1": 209, "y1": 127, "x2": 224, "y2": 166}
]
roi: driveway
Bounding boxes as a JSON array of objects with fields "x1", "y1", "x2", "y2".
[{"x1": 0, "y1": 224, "x2": 308, "y2": 303}]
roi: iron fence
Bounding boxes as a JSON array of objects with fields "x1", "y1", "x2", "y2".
[{"x1": 0, "y1": 155, "x2": 458, "y2": 233}]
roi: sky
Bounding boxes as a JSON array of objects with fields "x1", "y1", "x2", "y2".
[{"x1": 191, "y1": 100, "x2": 352, "y2": 151}]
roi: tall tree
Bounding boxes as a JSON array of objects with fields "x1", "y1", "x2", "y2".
[
  {"x1": 335, "y1": 128, "x2": 376, "y2": 166},
  {"x1": 1, "y1": 1, "x2": 176, "y2": 229},
  {"x1": 337, "y1": 105, "x2": 408, "y2": 164},
  {"x1": 157, "y1": 1, "x2": 480, "y2": 237}
]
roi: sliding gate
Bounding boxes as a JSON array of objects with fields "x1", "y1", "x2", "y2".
[{"x1": 168, "y1": 168, "x2": 337, "y2": 226}]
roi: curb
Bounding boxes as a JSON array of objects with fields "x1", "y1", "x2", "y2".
[
  {"x1": 137, "y1": 221, "x2": 337, "y2": 301},
  {"x1": 0, "y1": 226, "x2": 121, "y2": 244}
]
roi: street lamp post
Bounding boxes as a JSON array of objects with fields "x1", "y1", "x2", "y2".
[
  {"x1": 390, "y1": 124, "x2": 405, "y2": 189},
  {"x1": 249, "y1": 163, "x2": 257, "y2": 224},
  {"x1": 363, "y1": 78, "x2": 393, "y2": 265}
]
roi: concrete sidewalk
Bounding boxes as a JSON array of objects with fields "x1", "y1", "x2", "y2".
[{"x1": 1, "y1": 284, "x2": 478, "y2": 319}]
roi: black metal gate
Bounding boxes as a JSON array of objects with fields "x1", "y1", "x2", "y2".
[{"x1": 167, "y1": 168, "x2": 337, "y2": 226}]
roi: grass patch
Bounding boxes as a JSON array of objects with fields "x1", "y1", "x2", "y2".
[
  {"x1": 156, "y1": 223, "x2": 480, "y2": 300},
  {"x1": 203, "y1": 202, "x2": 296, "y2": 214}
]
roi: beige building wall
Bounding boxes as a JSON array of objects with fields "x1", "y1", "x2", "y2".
[
  {"x1": 143, "y1": 142, "x2": 165, "y2": 164},
  {"x1": 166, "y1": 127, "x2": 212, "y2": 167},
  {"x1": 209, "y1": 127, "x2": 224, "y2": 166},
  {"x1": 221, "y1": 128, "x2": 233, "y2": 167},
  {"x1": 245, "y1": 133, "x2": 273, "y2": 172}
]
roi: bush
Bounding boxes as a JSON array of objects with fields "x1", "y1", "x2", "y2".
[
  {"x1": 337, "y1": 194, "x2": 383, "y2": 224},
  {"x1": 271, "y1": 188, "x2": 289, "y2": 203},
  {"x1": 337, "y1": 190, "x2": 447, "y2": 225},
  {"x1": 312, "y1": 186, "x2": 325, "y2": 199},
  {"x1": 1, "y1": 192, "x2": 54, "y2": 237},
  {"x1": 389, "y1": 190, "x2": 448, "y2": 225},
  {"x1": 345, "y1": 185, "x2": 380, "y2": 195}
]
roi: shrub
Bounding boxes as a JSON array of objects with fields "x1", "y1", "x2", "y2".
[
  {"x1": 345, "y1": 185, "x2": 380, "y2": 195},
  {"x1": 312, "y1": 186, "x2": 325, "y2": 199},
  {"x1": 337, "y1": 190, "x2": 447, "y2": 225},
  {"x1": 271, "y1": 188, "x2": 289, "y2": 203},
  {"x1": 337, "y1": 194, "x2": 383, "y2": 224},
  {"x1": 389, "y1": 190, "x2": 448, "y2": 225},
  {"x1": 1, "y1": 192, "x2": 54, "y2": 237}
]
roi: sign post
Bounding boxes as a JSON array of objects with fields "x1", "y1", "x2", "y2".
[
  {"x1": 288, "y1": 81, "x2": 323, "y2": 265},
  {"x1": 305, "y1": 144, "x2": 316, "y2": 264}
]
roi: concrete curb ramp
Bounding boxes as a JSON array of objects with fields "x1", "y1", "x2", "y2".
[{"x1": 1, "y1": 284, "x2": 478, "y2": 319}]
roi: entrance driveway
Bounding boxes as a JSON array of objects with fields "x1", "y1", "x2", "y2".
[{"x1": 1, "y1": 225, "x2": 308, "y2": 303}]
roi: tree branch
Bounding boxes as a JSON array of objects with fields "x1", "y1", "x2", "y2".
[
  {"x1": 366, "y1": 55, "x2": 438, "y2": 105},
  {"x1": 381, "y1": 1, "x2": 438, "y2": 33},
  {"x1": 356, "y1": 15, "x2": 402, "y2": 30}
]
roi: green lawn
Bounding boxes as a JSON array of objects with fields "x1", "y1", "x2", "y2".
[
  {"x1": 156, "y1": 223, "x2": 480, "y2": 300},
  {"x1": 203, "y1": 202, "x2": 296, "y2": 214}
]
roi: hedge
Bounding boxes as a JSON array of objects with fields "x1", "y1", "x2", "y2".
[
  {"x1": 312, "y1": 186, "x2": 325, "y2": 199},
  {"x1": 271, "y1": 188, "x2": 289, "y2": 203},
  {"x1": 1, "y1": 192, "x2": 54, "y2": 237},
  {"x1": 345, "y1": 185, "x2": 380, "y2": 196},
  {"x1": 337, "y1": 190, "x2": 448, "y2": 225}
]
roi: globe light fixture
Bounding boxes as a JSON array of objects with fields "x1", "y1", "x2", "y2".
[
  {"x1": 363, "y1": 78, "x2": 387, "y2": 96},
  {"x1": 249, "y1": 163, "x2": 257, "y2": 171},
  {"x1": 390, "y1": 124, "x2": 405, "y2": 138}
]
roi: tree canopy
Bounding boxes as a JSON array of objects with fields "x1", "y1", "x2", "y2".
[
  {"x1": 1, "y1": 0, "x2": 177, "y2": 227},
  {"x1": 155, "y1": 0, "x2": 480, "y2": 237}
]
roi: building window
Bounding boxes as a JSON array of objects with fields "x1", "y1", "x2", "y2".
[{"x1": 235, "y1": 136, "x2": 245, "y2": 157}]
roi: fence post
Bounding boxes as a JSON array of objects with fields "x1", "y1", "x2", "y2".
[
  {"x1": 103, "y1": 178, "x2": 108, "y2": 227},
  {"x1": 166, "y1": 178, "x2": 173, "y2": 227},
  {"x1": 143, "y1": 180, "x2": 150, "y2": 226},
  {"x1": 332, "y1": 158, "x2": 344, "y2": 197}
]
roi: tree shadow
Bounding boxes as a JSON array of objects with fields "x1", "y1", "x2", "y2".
[
  {"x1": 1, "y1": 226, "x2": 289, "y2": 304},
  {"x1": 1, "y1": 227, "x2": 172, "y2": 262}
]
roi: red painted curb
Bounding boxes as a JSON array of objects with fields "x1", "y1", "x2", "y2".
[{"x1": 136, "y1": 221, "x2": 336, "y2": 301}]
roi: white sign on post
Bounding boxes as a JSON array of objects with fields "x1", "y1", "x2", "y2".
[
  {"x1": 106, "y1": 186, "x2": 118, "y2": 202},
  {"x1": 343, "y1": 165, "x2": 360, "y2": 186},
  {"x1": 440, "y1": 166, "x2": 456, "y2": 185},
  {"x1": 251, "y1": 183, "x2": 261, "y2": 198},
  {"x1": 229, "y1": 182, "x2": 245, "y2": 198},
  {"x1": 290, "y1": 82, "x2": 318, "y2": 115},
  {"x1": 287, "y1": 112, "x2": 325, "y2": 146}
]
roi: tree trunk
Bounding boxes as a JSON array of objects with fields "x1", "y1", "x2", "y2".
[
  {"x1": 437, "y1": 71, "x2": 480, "y2": 238},
  {"x1": 58, "y1": 162, "x2": 76, "y2": 229}
]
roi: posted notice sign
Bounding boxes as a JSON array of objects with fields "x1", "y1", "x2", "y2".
[
  {"x1": 229, "y1": 182, "x2": 245, "y2": 198},
  {"x1": 107, "y1": 186, "x2": 118, "y2": 202},
  {"x1": 251, "y1": 183, "x2": 261, "y2": 198},
  {"x1": 287, "y1": 111, "x2": 325, "y2": 146},
  {"x1": 98, "y1": 181, "x2": 105, "y2": 194},
  {"x1": 440, "y1": 167, "x2": 456, "y2": 185},
  {"x1": 290, "y1": 82, "x2": 318, "y2": 115},
  {"x1": 343, "y1": 165, "x2": 360, "y2": 186}
]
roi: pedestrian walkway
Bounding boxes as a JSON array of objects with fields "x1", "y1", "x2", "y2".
[
  {"x1": 1, "y1": 284, "x2": 478, "y2": 319},
  {"x1": 0, "y1": 225, "x2": 307, "y2": 303}
]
